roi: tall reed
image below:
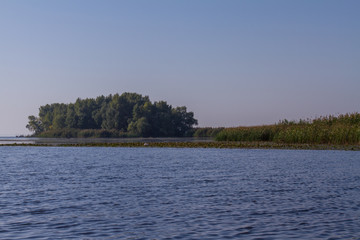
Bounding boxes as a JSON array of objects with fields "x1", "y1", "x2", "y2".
[{"x1": 215, "y1": 113, "x2": 360, "y2": 144}]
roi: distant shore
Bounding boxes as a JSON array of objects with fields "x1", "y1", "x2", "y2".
[
  {"x1": 25, "y1": 113, "x2": 360, "y2": 147},
  {"x1": 1, "y1": 141, "x2": 359, "y2": 151}
]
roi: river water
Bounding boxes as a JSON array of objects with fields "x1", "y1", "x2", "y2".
[{"x1": 0, "y1": 147, "x2": 359, "y2": 239}]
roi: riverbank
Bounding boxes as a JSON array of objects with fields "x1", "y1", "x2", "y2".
[
  {"x1": 216, "y1": 113, "x2": 360, "y2": 145},
  {"x1": 2, "y1": 141, "x2": 359, "y2": 151}
]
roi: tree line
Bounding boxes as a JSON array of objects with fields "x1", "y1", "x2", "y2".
[{"x1": 26, "y1": 93, "x2": 198, "y2": 137}]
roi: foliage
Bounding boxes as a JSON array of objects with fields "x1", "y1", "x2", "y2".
[
  {"x1": 215, "y1": 113, "x2": 360, "y2": 145},
  {"x1": 193, "y1": 127, "x2": 225, "y2": 137},
  {"x1": 27, "y1": 93, "x2": 198, "y2": 137},
  {"x1": 26, "y1": 115, "x2": 44, "y2": 134},
  {"x1": 35, "y1": 129, "x2": 135, "y2": 138}
]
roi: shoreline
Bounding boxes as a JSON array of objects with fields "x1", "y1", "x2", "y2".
[{"x1": 1, "y1": 141, "x2": 359, "y2": 151}]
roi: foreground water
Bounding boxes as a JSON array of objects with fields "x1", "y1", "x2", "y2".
[{"x1": 0, "y1": 147, "x2": 359, "y2": 239}]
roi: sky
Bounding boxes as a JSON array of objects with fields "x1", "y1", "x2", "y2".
[{"x1": 0, "y1": 0, "x2": 359, "y2": 136}]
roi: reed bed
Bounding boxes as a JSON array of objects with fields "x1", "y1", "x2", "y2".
[
  {"x1": 193, "y1": 127, "x2": 225, "y2": 137},
  {"x1": 215, "y1": 113, "x2": 360, "y2": 145}
]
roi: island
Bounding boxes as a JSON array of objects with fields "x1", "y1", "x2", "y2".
[
  {"x1": 25, "y1": 92, "x2": 360, "y2": 150},
  {"x1": 26, "y1": 92, "x2": 198, "y2": 138}
]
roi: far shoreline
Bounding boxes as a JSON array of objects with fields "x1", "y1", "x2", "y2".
[{"x1": 1, "y1": 140, "x2": 359, "y2": 151}]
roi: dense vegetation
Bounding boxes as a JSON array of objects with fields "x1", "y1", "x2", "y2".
[
  {"x1": 26, "y1": 93, "x2": 360, "y2": 146},
  {"x1": 192, "y1": 127, "x2": 224, "y2": 138},
  {"x1": 216, "y1": 113, "x2": 360, "y2": 145},
  {"x1": 26, "y1": 93, "x2": 198, "y2": 137}
]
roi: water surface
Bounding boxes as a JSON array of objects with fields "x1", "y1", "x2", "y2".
[{"x1": 0, "y1": 147, "x2": 359, "y2": 239}]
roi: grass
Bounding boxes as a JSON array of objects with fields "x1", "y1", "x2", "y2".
[
  {"x1": 215, "y1": 113, "x2": 360, "y2": 145},
  {"x1": 193, "y1": 127, "x2": 225, "y2": 138}
]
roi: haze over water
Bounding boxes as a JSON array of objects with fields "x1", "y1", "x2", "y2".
[{"x1": 1, "y1": 147, "x2": 359, "y2": 239}]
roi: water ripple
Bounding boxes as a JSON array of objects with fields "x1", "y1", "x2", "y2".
[{"x1": 0, "y1": 147, "x2": 359, "y2": 239}]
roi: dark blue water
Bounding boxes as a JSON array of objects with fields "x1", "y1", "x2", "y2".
[{"x1": 0, "y1": 147, "x2": 359, "y2": 239}]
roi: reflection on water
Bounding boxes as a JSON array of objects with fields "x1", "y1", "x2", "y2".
[{"x1": 0, "y1": 137, "x2": 213, "y2": 145}]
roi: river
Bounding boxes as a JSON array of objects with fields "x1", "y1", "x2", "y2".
[{"x1": 0, "y1": 147, "x2": 359, "y2": 239}]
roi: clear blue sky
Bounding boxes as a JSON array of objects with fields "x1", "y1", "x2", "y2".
[{"x1": 1, "y1": 0, "x2": 359, "y2": 136}]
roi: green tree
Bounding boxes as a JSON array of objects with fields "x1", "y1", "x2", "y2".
[
  {"x1": 128, "y1": 117, "x2": 151, "y2": 136},
  {"x1": 26, "y1": 115, "x2": 43, "y2": 134},
  {"x1": 26, "y1": 92, "x2": 198, "y2": 137},
  {"x1": 53, "y1": 115, "x2": 66, "y2": 129},
  {"x1": 65, "y1": 104, "x2": 78, "y2": 128},
  {"x1": 172, "y1": 106, "x2": 198, "y2": 136}
]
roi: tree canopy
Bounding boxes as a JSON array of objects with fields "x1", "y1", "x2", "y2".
[{"x1": 27, "y1": 93, "x2": 198, "y2": 137}]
